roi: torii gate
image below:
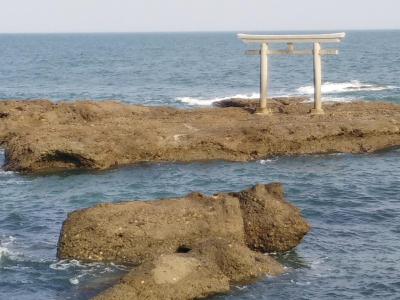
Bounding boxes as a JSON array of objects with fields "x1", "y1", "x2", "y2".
[{"x1": 238, "y1": 33, "x2": 346, "y2": 114}]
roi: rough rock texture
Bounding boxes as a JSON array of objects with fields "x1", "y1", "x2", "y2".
[
  {"x1": 94, "y1": 252, "x2": 231, "y2": 300},
  {"x1": 233, "y1": 183, "x2": 310, "y2": 252},
  {"x1": 57, "y1": 183, "x2": 310, "y2": 263},
  {"x1": 1, "y1": 98, "x2": 400, "y2": 173},
  {"x1": 58, "y1": 192, "x2": 245, "y2": 264},
  {"x1": 94, "y1": 238, "x2": 284, "y2": 300},
  {"x1": 189, "y1": 238, "x2": 284, "y2": 283}
]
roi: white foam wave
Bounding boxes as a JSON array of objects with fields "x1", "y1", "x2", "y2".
[
  {"x1": 50, "y1": 259, "x2": 128, "y2": 271},
  {"x1": 297, "y1": 80, "x2": 396, "y2": 95},
  {"x1": 301, "y1": 96, "x2": 354, "y2": 103},
  {"x1": 0, "y1": 246, "x2": 11, "y2": 259},
  {"x1": 50, "y1": 259, "x2": 129, "y2": 286},
  {"x1": 50, "y1": 259, "x2": 83, "y2": 270},
  {"x1": 176, "y1": 93, "x2": 260, "y2": 106},
  {"x1": 177, "y1": 80, "x2": 395, "y2": 107},
  {"x1": 0, "y1": 169, "x2": 14, "y2": 176},
  {"x1": 69, "y1": 277, "x2": 80, "y2": 285},
  {"x1": 0, "y1": 236, "x2": 17, "y2": 260},
  {"x1": 259, "y1": 159, "x2": 275, "y2": 165}
]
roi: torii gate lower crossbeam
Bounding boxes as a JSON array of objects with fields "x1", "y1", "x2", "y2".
[{"x1": 238, "y1": 33, "x2": 346, "y2": 115}]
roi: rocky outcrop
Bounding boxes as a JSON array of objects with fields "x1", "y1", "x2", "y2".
[
  {"x1": 1, "y1": 98, "x2": 400, "y2": 173},
  {"x1": 94, "y1": 238, "x2": 284, "y2": 300},
  {"x1": 57, "y1": 183, "x2": 310, "y2": 263},
  {"x1": 58, "y1": 183, "x2": 301, "y2": 300}
]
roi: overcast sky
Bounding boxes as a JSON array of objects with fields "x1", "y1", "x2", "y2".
[{"x1": 0, "y1": 0, "x2": 399, "y2": 33}]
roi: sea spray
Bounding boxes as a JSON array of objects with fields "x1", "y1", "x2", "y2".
[{"x1": 296, "y1": 80, "x2": 396, "y2": 95}]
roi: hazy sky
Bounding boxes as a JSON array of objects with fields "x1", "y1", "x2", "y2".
[{"x1": 0, "y1": 0, "x2": 399, "y2": 33}]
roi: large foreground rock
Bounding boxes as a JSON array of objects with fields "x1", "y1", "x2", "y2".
[
  {"x1": 1, "y1": 98, "x2": 400, "y2": 173},
  {"x1": 58, "y1": 183, "x2": 310, "y2": 263},
  {"x1": 58, "y1": 183, "x2": 298, "y2": 299}
]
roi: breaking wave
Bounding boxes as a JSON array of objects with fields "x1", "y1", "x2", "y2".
[
  {"x1": 296, "y1": 80, "x2": 397, "y2": 95},
  {"x1": 259, "y1": 159, "x2": 276, "y2": 165},
  {"x1": 176, "y1": 80, "x2": 396, "y2": 107},
  {"x1": 0, "y1": 236, "x2": 17, "y2": 261},
  {"x1": 176, "y1": 93, "x2": 260, "y2": 106},
  {"x1": 0, "y1": 246, "x2": 10, "y2": 260}
]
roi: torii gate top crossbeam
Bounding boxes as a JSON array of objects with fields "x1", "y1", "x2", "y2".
[{"x1": 237, "y1": 32, "x2": 346, "y2": 44}]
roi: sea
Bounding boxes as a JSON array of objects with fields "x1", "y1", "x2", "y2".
[{"x1": 0, "y1": 31, "x2": 399, "y2": 300}]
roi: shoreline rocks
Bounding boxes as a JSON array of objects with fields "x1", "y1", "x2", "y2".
[
  {"x1": 58, "y1": 183, "x2": 309, "y2": 299},
  {"x1": 0, "y1": 98, "x2": 399, "y2": 173}
]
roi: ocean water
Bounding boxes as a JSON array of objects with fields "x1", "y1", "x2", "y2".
[
  {"x1": 1, "y1": 31, "x2": 400, "y2": 105},
  {"x1": 0, "y1": 31, "x2": 400, "y2": 300}
]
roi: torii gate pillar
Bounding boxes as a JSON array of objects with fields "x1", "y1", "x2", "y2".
[
  {"x1": 259, "y1": 43, "x2": 270, "y2": 114},
  {"x1": 238, "y1": 33, "x2": 346, "y2": 115}
]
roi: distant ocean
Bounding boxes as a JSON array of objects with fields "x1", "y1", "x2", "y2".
[
  {"x1": 1, "y1": 32, "x2": 400, "y2": 300},
  {"x1": 1, "y1": 31, "x2": 400, "y2": 106}
]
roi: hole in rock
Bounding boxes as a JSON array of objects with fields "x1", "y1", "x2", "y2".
[{"x1": 176, "y1": 245, "x2": 192, "y2": 253}]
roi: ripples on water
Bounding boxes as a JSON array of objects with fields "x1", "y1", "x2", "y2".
[{"x1": 1, "y1": 148, "x2": 400, "y2": 299}]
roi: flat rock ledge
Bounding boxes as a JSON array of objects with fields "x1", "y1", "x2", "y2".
[
  {"x1": 58, "y1": 183, "x2": 309, "y2": 299},
  {"x1": 1, "y1": 98, "x2": 400, "y2": 173}
]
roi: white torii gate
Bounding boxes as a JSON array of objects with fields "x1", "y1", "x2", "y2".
[{"x1": 238, "y1": 32, "x2": 346, "y2": 115}]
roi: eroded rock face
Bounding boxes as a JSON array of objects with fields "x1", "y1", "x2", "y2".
[
  {"x1": 233, "y1": 183, "x2": 311, "y2": 252},
  {"x1": 0, "y1": 99, "x2": 399, "y2": 173},
  {"x1": 94, "y1": 238, "x2": 284, "y2": 300},
  {"x1": 57, "y1": 183, "x2": 309, "y2": 263}
]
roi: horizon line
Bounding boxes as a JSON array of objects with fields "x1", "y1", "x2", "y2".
[{"x1": 0, "y1": 28, "x2": 399, "y2": 34}]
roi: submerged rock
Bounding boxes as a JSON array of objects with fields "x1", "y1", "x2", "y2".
[
  {"x1": 0, "y1": 99, "x2": 399, "y2": 173},
  {"x1": 58, "y1": 183, "x2": 308, "y2": 299}
]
